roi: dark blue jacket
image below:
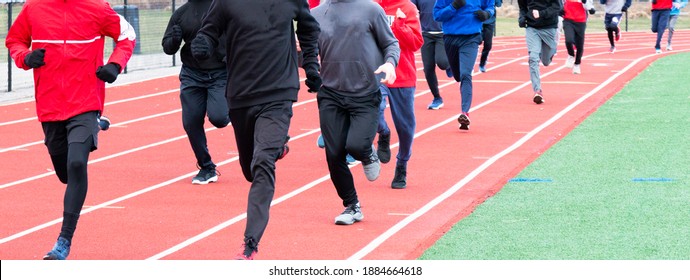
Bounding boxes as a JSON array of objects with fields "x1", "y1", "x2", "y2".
[{"x1": 412, "y1": 0, "x2": 443, "y2": 32}]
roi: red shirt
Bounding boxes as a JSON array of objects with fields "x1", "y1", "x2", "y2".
[{"x1": 309, "y1": 0, "x2": 320, "y2": 9}]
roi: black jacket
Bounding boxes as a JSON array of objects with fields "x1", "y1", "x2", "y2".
[
  {"x1": 518, "y1": 0, "x2": 562, "y2": 29},
  {"x1": 161, "y1": 0, "x2": 226, "y2": 70},
  {"x1": 196, "y1": 0, "x2": 320, "y2": 109}
]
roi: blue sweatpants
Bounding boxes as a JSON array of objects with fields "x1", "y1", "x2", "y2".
[
  {"x1": 651, "y1": 9, "x2": 671, "y2": 50},
  {"x1": 378, "y1": 86, "x2": 416, "y2": 168},
  {"x1": 444, "y1": 33, "x2": 481, "y2": 113}
]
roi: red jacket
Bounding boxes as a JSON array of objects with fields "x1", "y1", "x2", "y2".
[
  {"x1": 309, "y1": 0, "x2": 320, "y2": 9},
  {"x1": 375, "y1": 0, "x2": 424, "y2": 88},
  {"x1": 652, "y1": 0, "x2": 673, "y2": 10},
  {"x1": 6, "y1": 0, "x2": 136, "y2": 122}
]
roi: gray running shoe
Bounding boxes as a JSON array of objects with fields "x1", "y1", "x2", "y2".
[
  {"x1": 335, "y1": 203, "x2": 363, "y2": 225},
  {"x1": 361, "y1": 145, "x2": 380, "y2": 181}
]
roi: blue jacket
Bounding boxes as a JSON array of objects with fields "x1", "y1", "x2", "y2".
[
  {"x1": 434, "y1": 0, "x2": 496, "y2": 35},
  {"x1": 671, "y1": 0, "x2": 688, "y2": 16}
]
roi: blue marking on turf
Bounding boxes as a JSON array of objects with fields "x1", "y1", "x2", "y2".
[
  {"x1": 509, "y1": 178, "x2": 553, "y2": 183},
  {"x1": 631, "y1": 178, "x2": 675, "y2": 182}
]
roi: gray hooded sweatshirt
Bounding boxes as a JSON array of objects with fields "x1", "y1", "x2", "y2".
[{"x1": 311, "y1": 0, "x2": 400, "y2": 97}]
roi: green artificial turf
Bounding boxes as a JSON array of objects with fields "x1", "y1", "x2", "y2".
[{"x1": 421, "y1": 53, "x2": 690, "y2": 260}]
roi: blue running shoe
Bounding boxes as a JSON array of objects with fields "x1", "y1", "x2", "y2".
[
  {"x1": 43, "y1": 237, "x2": 71, "y2": 260},
  {"x1": 346, "y1": 154, "x2": 356, "y2": 165},
  {"x1": 479, "y1": 64, "x2": 486, "y2": 73},
  {"x1": 445, "y1": 68, "x2": 453, "y2": 78},
  {"x1": 316, "y1": 134, "x2": 325, "y2": 148},
  {"x1": 428, "y1": 98, "x2": 444, "y2": 110}
]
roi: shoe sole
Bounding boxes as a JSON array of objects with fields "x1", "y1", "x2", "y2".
[
  {"x1": 427, "y1": 103, "x2": 444, "y2": 110},
  {"x1": 533, "y1": 94, "x2": 544, "y2": 104},
  {"x1": 457, "y1": 114, "x2": 470, "y2": 130},
  {"x1": 335, "y1": 215, "x2": 363, "y2": 225},
  {"x1": 192, "y1": 176, "x2": 218, "y2": 185},
  {"x1": 391, "y1": 184, "x2": 406, "y2": 189}
]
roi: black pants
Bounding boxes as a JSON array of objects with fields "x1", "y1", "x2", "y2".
[
  {"x1": 479, "y1": 22, "x2": 496, "y2": 67},
  {"x1": 230, "y1": 100, "x2": 292, "y2": 245},
  {"x1": 318, "y1": 87, "x2": 380, "y2": 207},
  {"x1": 179, "y1": 66, "x2": 230, "y2": 169},
  {"x1": 420, "y1": 32, "x2": 450, "y2": 100},
  {"x1": 563, "y1": 20, "x2": 586, "y2": 65},
  {"x1": 42, "y1": 111, "x2": 99, "y2": 240}
]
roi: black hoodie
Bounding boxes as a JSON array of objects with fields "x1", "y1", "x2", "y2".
[
  {"x1": 161, "y1": 0, "x2": 226, "y2": 70},
  {"x1": 196, "y1": 0, "x2": 320, "y2": 109},
  {"x1": 518, "y1": 0, "x2": 562, "y2": 29}
]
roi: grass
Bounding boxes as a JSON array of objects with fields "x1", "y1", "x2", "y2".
[{"x1": 420, "y1": 52, "x2": 690, "y2": 260}]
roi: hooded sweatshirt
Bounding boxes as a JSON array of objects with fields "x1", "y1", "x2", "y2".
[
  {"x1": 162, "y1": 0, "x2": 226, "y2": 70},
  {"x1": 311, "y1": 0, "x2": 400, "y2": 97},
  {"x1": 196, "y1": 0, "x2": 320, "y2": 109},
  {"x1": 375, "y1": 0, "x2": 424, "y2": 88},
  {"x1": 518, "y1": 0, "x2": 562, "y2": 29},
  {"x1": 600, "y1": 0, "x2": 632, "y2": 14}
]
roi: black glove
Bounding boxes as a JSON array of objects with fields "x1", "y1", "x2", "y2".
[
  {"x1": 171, "y1": 25, "x2": 182, "y2": 44},
  {"x1": 191, "y1": 34, "x2": 213, "y2": 61},
  {"x1": 621, "y1": 6, "x2": 628, "y2": 12},
  {"x1": 559, "y1": 9, "x2": 565, "y2": 16},
  {"x1": 518, "y1": 14, "x2": 527, "y2": 28},
  {"x1": 96, "y1": 63, "x2": 121, "y2": 83},
  {"x1": 24, "y1": 48, "x2": 46, "y2": 69},
  {"x1": 304, "y1": 67, "x2": 322, "y2": 93},
  {"x1": 581, "y1": 0, "x2": 587, "y2": 3},
  {"x1": 474, "y1": 10, "x2": 490, "y2": 22},
  {"x1": 589, "y1": 8, "x2": 596, "y2": 15},
  {"x1": 452, "y1": 0, "x2": 466, "y2": 9}
]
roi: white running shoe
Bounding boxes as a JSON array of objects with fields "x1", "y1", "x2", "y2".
[
  {"x1": 573, "y1": 64, "x2": 581, "y2": 74},
  {"x1": 565, "y1": 56, "x2": 575, "y2": 68}
]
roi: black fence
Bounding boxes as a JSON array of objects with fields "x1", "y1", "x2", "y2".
[{"x1": 1, "y1": 0, "x2": 187, "y2": 92}]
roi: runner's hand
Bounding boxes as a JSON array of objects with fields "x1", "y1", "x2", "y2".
[{"x1": 375, "y1": 62, "x2": 396, "y2": 85}]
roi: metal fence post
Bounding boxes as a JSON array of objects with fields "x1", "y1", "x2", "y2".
[
  {"x1": 172, "y1": 0, "x2": 176, "y2": 67},
  {"x1": 7, "y1": 1, "x2": 13, "y2": 92},
  {"x1": 123, "y1": 0, "x2": 129, "y2": 73}
]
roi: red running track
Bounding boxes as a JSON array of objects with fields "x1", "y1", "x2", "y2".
[{"x1": 1, "y1": 31, "x2": 688, "y2": 260}]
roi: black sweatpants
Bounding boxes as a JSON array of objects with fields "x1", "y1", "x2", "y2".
[
  {"x1": 420, "y1": 32, "x2": 450, "y2": 100},
  {"x1": 563, "y1": 20, "x2": 587, "y2": 65},
  {"x1": 479, "y1": 22, "x2": 496, "y2": 67},
  {"x1": 179, "y1": 66, "x2": 230, "y2": 170},
  {"x1": 42, "y1": 111, "x2": 99, "y2": 241},
  {"x1": 317, "y1": 87, "x2": 380, "y2": 207},
  {"x1": 229, "y1": 100, "x2": 292, "y2": 245}
]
